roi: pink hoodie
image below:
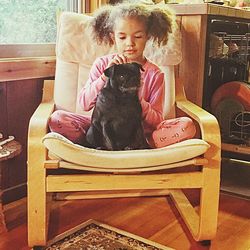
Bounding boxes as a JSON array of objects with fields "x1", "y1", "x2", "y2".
[{"x1": 78, "y1": 54, "x2": 165, "y2": 134}]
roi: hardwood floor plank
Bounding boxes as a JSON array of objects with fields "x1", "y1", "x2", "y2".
[
  {"x1": 0, "y1": 192, "x2": 250, "y2": 250},
  {"x1": 150, "y1": 220, "x2": 186, "y2": 246}
]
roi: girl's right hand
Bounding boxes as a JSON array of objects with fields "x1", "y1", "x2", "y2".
[
  {"x1": 101, "y1": 54, "x2": 129, "y2": 82},
  {"x1": 106, "y1": 54, "x2": 129, "y2": 68}
]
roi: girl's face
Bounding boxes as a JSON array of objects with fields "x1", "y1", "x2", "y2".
[{"x1": 113, "y1": 17, "x2": 148, "y2": 64}]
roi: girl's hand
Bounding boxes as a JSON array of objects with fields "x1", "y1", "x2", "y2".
[
  {"x1": 107, "y1": 54, "x2": 129, "y2": 68},
  {"x1": 101, "y1": 54, "x2": 129, "y2": 82}
]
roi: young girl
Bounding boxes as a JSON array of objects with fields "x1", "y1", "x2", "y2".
[{"x1": 49, "y1": 3, "x2": 196, "y2": 148}]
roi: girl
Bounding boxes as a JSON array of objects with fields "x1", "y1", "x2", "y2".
[{"x1": 49, "y1": 3, "x2": 196, "y2": 148}]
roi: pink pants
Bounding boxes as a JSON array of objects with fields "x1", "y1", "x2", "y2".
[{"x1": 48, "y1": 110, "x2": 196, "y2": 148}]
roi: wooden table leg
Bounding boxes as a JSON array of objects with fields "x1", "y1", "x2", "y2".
[
  {"x1": 0, "y1": 140, "x2": 22, "y2": 234},
  {"x1": 0, "y1": 192, "x2": 7, "y2": 234}
]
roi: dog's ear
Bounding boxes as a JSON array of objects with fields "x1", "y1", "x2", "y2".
[
  {"x1": 104, "y1": 65, "x2": 115, "y2": 78},
  {"x1": 139, "y1": 64, "x2": 145, "y2": 72}
]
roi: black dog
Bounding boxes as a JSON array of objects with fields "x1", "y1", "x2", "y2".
[{"x1": 85, "y1": 63, "x2": 149, "y2": 150}]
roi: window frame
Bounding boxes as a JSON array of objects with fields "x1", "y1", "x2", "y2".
[{"x1": 0, "y1": 44, "x2": 56, "y2": 59}]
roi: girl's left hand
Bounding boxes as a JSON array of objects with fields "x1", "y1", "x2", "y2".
[{"x1": 106, "y1": 54, "x2": 129, "y2": 68}]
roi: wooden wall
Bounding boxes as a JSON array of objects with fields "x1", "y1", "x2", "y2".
[
  {"x1": 0, "y1": 0, "x2": 106, "y2": 205},
  {"x1": 0, "y1": 57, "x2": 56, "y2": 204}
]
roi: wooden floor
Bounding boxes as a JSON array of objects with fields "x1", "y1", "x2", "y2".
[{"x1": 0, "y1": 190, "x2": 250, "y2": 250}]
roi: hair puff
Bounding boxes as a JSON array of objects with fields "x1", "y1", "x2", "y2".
[
  {"x1": 147, "y1": 6, "x2": 175, "y2": 46},
  {"x1": 91, "y1": 5, "x2": 114, "y2": 46}
]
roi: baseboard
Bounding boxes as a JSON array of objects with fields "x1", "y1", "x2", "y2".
[
  {"x1": 3, "y1": 197, "x2": 27, "y2": 230},
  {"x1": 2, "y1": 183, "x2": 27, "y2": 205},
  {"x1": 221, "y1": 158, "x2": 250, "y2": 200}
]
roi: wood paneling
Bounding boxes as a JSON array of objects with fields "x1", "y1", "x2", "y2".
[
  {"x1": 178, "y1": 15, "x2": 207, "y2": 107},
  {"x1": 1, "y1": 79, "x2": 44, "y2": 204},
  {"x1": 0, "y1": 57, "x2": 56, "y2": 82},
  {"x1": 0, "y1": 57, "x2": 55, "y2": 204},
  {"x1": 0, "y1": 83, "x2": 8, "y2": 138}
]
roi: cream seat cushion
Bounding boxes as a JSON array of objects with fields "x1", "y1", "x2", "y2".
[{"x1": 43, "y1": 132, "x2": 209, "y2": 172}]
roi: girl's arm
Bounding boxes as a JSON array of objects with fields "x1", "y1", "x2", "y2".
[
  {"x1": 140, "y1": 71, "x2": 165, "y2": 130},
  {"x1": 78, "y1": 54, "x2": 127, "y2": 111},
  {"x1": 78, "y1": 57, "x2": 109, "y2": 111}
]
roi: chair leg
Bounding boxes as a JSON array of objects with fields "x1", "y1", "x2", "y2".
[
  {"x1": 28, "y1": 161, "x2": 48, "y2": 247},
  {"x1": 197, "y1": 163, "x2": 220, "y2": 240},
  {"x1": 170, "y1": 161, "x2": 220, "y2": 241},
  {"x1": 170, "y1": 189, "x2": 200, "y2": 239}
]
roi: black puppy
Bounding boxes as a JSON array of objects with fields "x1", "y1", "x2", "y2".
[{"x1": 85, "y1": 63, "x2": 149, "y2": 150}]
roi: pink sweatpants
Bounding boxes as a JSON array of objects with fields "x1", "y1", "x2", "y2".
[{"x1": 48, "y1": 110, "x2": 196, "y2": 148}]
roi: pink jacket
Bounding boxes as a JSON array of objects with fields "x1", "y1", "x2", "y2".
[{"x1": 78, "y1": 54, "x2": 165, "y2": 134}]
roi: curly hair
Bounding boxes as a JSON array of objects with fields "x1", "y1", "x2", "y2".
[{"x1": 91, "y1": 3, "x2": 176, "y2": 47}]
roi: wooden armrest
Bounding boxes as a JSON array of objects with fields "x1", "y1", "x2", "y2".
[
  {"x1": 176, "y1": 99, "x2": 220, "y2": 144},
  {"x1": 174, "y1": 77, "x2": 221, "y2": 162},
  {"x1": 28, "y1": 80, "x2": 55, "y2": 147},
  {"x1": 175, "y1": 77, "x2": 220, "y2": 146},
  {"x1": 176, "y1": 99, "x2": 221, "y2": 162}
]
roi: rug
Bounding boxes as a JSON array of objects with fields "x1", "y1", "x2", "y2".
[{"x1": 41, "y1": 219, "x2": 174, "y2": 250}]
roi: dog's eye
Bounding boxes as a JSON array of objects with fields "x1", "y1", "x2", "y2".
[{"x1": 119, "y1": 75, "x2": 125, "y2": 81}]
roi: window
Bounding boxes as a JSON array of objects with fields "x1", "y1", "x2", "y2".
[
  {"x1": 0, "y1": 0, "x2": 71, "y2": 58},
  {"x1": 0, "y1": 0, "x2": 105, "y2": 58},
  {"x1": 0, "y1": 0, "x2": 68, "y2": 44}
]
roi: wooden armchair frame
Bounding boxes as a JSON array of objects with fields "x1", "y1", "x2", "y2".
[{"x1": 27, "y1": 72, "x2": 221, "y2": 247}]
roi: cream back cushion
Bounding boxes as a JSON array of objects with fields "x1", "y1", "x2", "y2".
[{"x1": 54, "y1": 12, "x2": 182, "y2": 118}]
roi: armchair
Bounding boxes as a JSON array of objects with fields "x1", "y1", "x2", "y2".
[{"x1": 27, "y1": 11, "x2": 221, "y2": 247}]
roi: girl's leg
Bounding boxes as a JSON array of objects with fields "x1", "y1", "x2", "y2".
[
  {"x1": 151, "y1": 117, "x2": 196, "y2": 148},
  {"x1": 48, "y1": 110, "x2": 91, "y2": 144}
]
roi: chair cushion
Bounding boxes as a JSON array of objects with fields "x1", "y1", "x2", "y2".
[{"x1": 43, "y1": 132, "x2": 210, "y2": 170}]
